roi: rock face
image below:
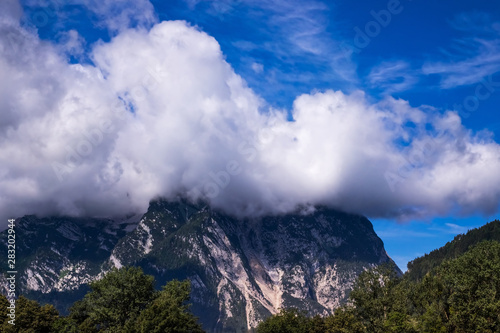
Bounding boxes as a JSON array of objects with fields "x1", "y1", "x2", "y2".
[
  {"x1": 0, "y1": 199, "x2": 397, "y2": 332},
  {"x1": 0, "y1": 214, "x2": 140, "y2": 311}
]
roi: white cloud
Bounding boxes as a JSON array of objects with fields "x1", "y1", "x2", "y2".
[{"x1": 1, "y1": 4, "x2": 500, "y2": 227}]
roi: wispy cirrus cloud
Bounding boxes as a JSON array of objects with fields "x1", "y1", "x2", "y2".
[
  {"x1": 375, "y1": 229, "x2": 437, "y2": 239},
  {"x1": 21, "y1": 0, "x2": 156, "y2": 33},
  {"x1": 444, "y1": 222, "x2": 472, "y2": 234},
  {"x1": 368, "y1": 60, "x2": 418, "y2": 94},
  {"x1": 422, "y1": 12, "x2": 500, "y2": 89},
  {"x1": 180, "y1": 0, "x2": 358, "y2": 106}
]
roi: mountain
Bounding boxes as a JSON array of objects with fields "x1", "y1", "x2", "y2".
[
  {"x1": 0, "y1": 214, "x2": 140, "y2": 311},
  {"x1": 1, "y1": 199, "x2": 397, "y2": 332},
  {"x1": 407, "y1": 219, "x2": 500, "y2": 281}
]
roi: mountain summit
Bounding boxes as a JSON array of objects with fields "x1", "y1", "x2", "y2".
[{"x1": 1, "y1": 199, "x2": 397, "y2": 332}]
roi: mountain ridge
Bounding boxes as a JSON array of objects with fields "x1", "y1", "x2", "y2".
[
  {"x1": 407, "y1": 219, "x2": 500, "y2": 281},
  {"x1": 1, "y1": 198, "x2": 398, "y2": 332}
]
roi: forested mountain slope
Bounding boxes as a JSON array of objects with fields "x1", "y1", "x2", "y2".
[{"x1": 407, "y1": 219, "x2": 500, "y2": 281}]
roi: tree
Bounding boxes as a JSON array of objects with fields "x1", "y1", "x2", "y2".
[
  {"x1": 348, "y1": 263, "x2": 399, "y2": 332},
  {"x1": 309, "y1": 315, "x2": 327, "y2": 333},
  {"x1": 416, "y1": 302, "x2": 447, "y2": 333},
  {"x1": 411, "y1": 271, "x2": 450, "y2": 332},
  {"x1": 0, "y1": 293, "x2": 14, "y2": 332},
  {"x1": 410, "y1": 240, "x2": 500, "y2": 332},
  {"x1": 323, "y1": 305, "x2": 364, "y2": 333},
  {"x1": 256, "y1": 308, "x2": 312, "y2": 333},
  {"x1": 52, "y1": 316, "x2": 80, "y2": 333},
  {"x1": 131, "y1": 279, "x2": 204, "y2": 333},
  {"x1": 0, "y1": 295, "x2": 59, "y2": 333},
  {"x1": 69, "y1": 266, "x2": 156, "y2": 332},
  {"x1": 437, "y1": 241, "x2": 500, "y2": 332}
]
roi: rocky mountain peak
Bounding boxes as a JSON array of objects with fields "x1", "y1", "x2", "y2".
[{"x1": 1, "y1": 199, "x2": 397, "y2": 332}]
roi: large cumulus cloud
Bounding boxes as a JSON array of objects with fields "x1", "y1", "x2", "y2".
[{"x1": 1, "y1": 2, "x2": 500, "y2": 227}]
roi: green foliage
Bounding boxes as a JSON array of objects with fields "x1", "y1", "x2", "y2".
[
  {"x1": 0, "y1": 295, "x2": 59, "y2": 333},
  {"x1": 68, "y1": 266, "x2": 156, "y2": 332},
  {"x1": 323, "y1": 306, "x2": 364, "y2": 333},
  {"x1": 348, "y1": 240, "x2": 500, "y2": 333},
  {"x1": 256, "y1": 306, "x2": 365, "y2": 333},
  {"x1": 1, "y1": 267, "x2": 205, "y2": 333},
  {"x1": 256, "y1": 308, "x2": 312, "y2": 333},
  {"x1": 435, "y1": 240, "x2": 500, "y2": 332},
  {"x1": 0, "y1": 294, "x2": 9, "y2": 327},
  {"x1": 348, "y1": 263, "x2": 400, "y2": 332},
  {"x1": 52, "y1": 316, "x2": 81, "y2": 333},
  {"x1": 416, "y1": 302, "x2": 447, "y2": 333},
  {"x1": 383, "y1": 311, "x2": 417, "y2": 333},
  {"x1": 131, "y1": 280, "x2": 204, "y2": 333}
]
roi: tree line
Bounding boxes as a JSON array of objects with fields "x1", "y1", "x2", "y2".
[
  {"x1": 0, "y1": 266, "x2": 204, "y2": 332},
  {"x1": 1, "y1": 237, "x2": 499, "y2": 332}
]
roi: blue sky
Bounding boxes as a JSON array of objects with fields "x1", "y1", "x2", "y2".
[
  {"x1": 3, "y1": 0, "x2": 500, "y2": 271},
  {"x1": 371, "y1": 215, "x2": 498, "y2": 271}
]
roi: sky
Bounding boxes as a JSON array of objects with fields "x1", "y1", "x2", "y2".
[{"x1": 1, "y1": 0, "x2": 500, "y2": 270}]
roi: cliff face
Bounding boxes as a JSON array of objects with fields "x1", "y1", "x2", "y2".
[{"x1": 0, "y1": 199, "x2": 397, "y2": 332}]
